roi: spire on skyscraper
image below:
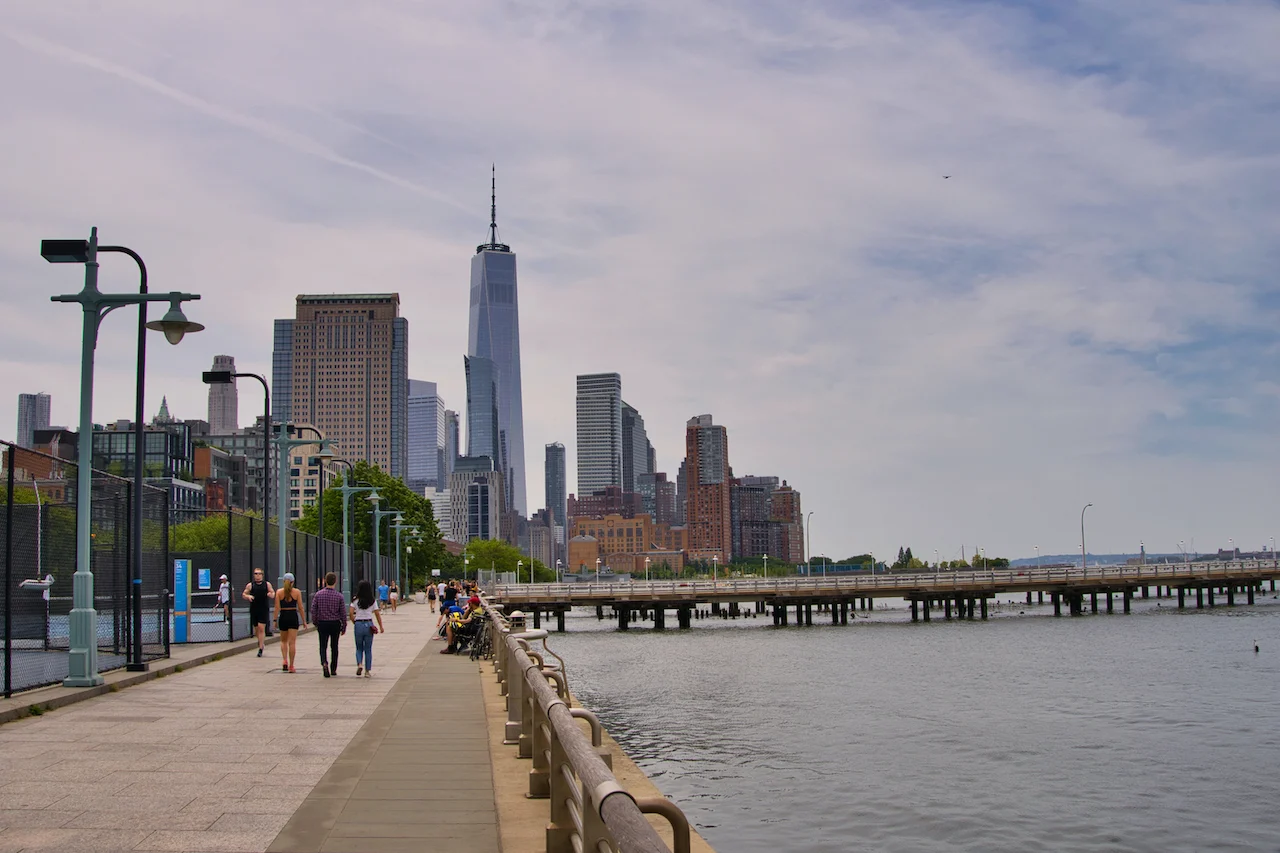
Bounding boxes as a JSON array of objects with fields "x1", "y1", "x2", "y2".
[{"x1": 477, "y1": 164, "x2": 511, "y2": 254}]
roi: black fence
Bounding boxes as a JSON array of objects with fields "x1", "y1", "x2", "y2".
[
  {"x1": 171, "y1": 509, "x2": 393, "y2": 643},
  {"x1": 2, "y1": 441, "x2": 169, "y2": 697}
]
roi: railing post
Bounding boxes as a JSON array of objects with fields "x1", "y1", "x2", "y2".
[
  {"x1": 545, "y1": 730, "x2": 574, "y2": 853},
  {"x1": 529, "y1": 696, "x2": 556, "y2": 798},
  {"x1": 505, "y1": 646, "x2": 525, "y2": 744}
]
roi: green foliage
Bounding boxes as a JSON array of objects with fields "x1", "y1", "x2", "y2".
[
  {"x1": 295, "y1": 462, "x2": 450, "y2": 590},
  {"x1": 462, "y1": 538, "x2": 554, "y2": 582}
]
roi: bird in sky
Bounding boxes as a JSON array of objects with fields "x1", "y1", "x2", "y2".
[{"x1": 943, "y1": 175, "x2": 952, "y2": 179}]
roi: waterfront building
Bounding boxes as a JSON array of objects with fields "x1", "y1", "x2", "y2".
[
  {"x1": 528, "y1": 508, "x2": 556, "y2": 569},
  {"x1": 272, "y1": 294, "x2": 408, "y2": 478},
  {"x1": 206, "y1": 355, "x2": 239, "y2": 434},
  {"x1": 675, "y1": 459, "x2": 688, "y2": 526},
  {"x1": 684, "y1": 414, "x2": 731, "y2": 563},
  {"x1": 448, "y1": 455, "x2": 506, "y2": 544},
  {"x1": 407, "y1": 379, "x2": 448, "y2": 494},
  {"x1": 205, "y1": 415, "x2": 279, "y2": 515},
  {"x1": 576, "y1": 373, "x2": 622, "y2": 495},
  {"x1": 424, "y1": 486, "x2": 453, "y2": 541},
  {"x1": 769, "y1": 481, "x2": 805, "y2": 563},
  {"x1": 568, "y1": 485, "x2": 642, "y2": 523},
  {"x1": 621, "y1": 401, "x2": 653, "y2": 493},
  {"x1": 16, "y1": 392, "x2": 51, "y2": 449},
  {"x1": 545, "y1": 442, "x2": 566, "y2": 529},
  {"x1": 637, "y1": 472, "x2": 677, "y2": 526},
  {"x1": 468, "y1": 169, "x2": 527, "y2": 515},
  {"x1": 730, "y1": 479, "x2": 772, "y2": 560}
]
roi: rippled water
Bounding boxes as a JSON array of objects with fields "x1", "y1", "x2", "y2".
[{"x1": 550, "y1": 596, "x2": 1280, "y2": 852}]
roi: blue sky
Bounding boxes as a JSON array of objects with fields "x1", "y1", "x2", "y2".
[{"x1": 1, "y1": 0, "x2": 1277, "y2": 560}]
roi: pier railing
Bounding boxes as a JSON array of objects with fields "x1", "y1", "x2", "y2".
[
  {"x1": 492, "y1": 559, "x2": 1280, "y2": 601},
  {"x1": 483, "y1": 600, "x2": 691, "y2": 853}
]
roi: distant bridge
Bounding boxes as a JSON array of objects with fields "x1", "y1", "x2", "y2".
[{"x1": 488, "y1": 560, "x2": 1280, "y2": 631}]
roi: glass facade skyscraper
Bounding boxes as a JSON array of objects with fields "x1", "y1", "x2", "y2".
[
  {"x1": 407, "y1": 379, "x2": 447, "y2": 494},
  {"x1": 16, "y1": 392, "x2": 51, "y2": 449},
  {"x1": 467, "y1": 169, "x2": 527, "y2": 516},
  {"x1": 465, "y1": 355, "x2": 501, "y2": 466},
  {"x1": 576, "y1": 373, "x2": 622, "y2": 495}
]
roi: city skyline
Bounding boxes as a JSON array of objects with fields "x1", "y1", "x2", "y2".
[{"x1": 3, "y1": 3, "x2": 1277, "y2": 558}]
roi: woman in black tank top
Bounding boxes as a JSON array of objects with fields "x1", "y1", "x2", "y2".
[{"x1": 274, "y1": 572, "x2": 305, "y2": 672}]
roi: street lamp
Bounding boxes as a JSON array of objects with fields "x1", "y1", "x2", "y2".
[
  {"x1": 595, "y1": 557, "x2": 602, "y2": 583},
  {"x1": 980, "y1": 547, "x2": 986, "y2": 570},
  {"x1": 517, "y1": 560, "x2": 524, "y2": 584},
  {"x1": 1035, "y1": 545, "x2": 1040, "y2": 570},
  {"x1": 821, "y1": 554, "x2": 827, "y2": 578},
  {"x1": 806, "y1": 511, "x2": 814, "y2": 576},
  {"x1": 1081, "y1": 503, "x2": 1093, "y2": 577},
  {"x1": 44, "y1": 229, "x2": 203, "y2": 687},
  {"x1": 934, "y1": 548, "x2": 939, "y2": 570},
  {"x1": 1228, "y1": 537, "x2": 1235, "y2": 560},
  {"x1": 391, "y1": 517, "x2": 418, "y2": 594},
  {"x1": 762, "y1": 554, "x2": 768, "y2": 581},
  {"x1": 202, "y1": 370, "x2": 270, "y2": 581},
  {"x1": 464, "y1": 554, "x2": 470, "y2": 582},
  {"x1": 288, "y1": 425, "x2": 330, "y2": 578},
  {"x1": 555, "y1": 559, "x2": 563, "y2": 583},
  {"x1": 644, "y1": 556, "x2": 650, "y2": 582},
  {"x1": 712, "y1": 554, "x2": 719, "y2": 584},
  {"x1": 367, "y1": 492, "x2": 398, "y2": 587},
  {"x1": 276, "y1": 428, "x2": 333, "y2": 586}
]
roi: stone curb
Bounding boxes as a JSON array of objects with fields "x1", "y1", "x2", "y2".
[{"x1": 0, "y1": 626, "x2": 312, "y2": 725}]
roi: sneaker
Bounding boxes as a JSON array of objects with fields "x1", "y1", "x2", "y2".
[
  {"x1": 364, "y1": 670, "x2": 372, "y2": 678},
  {"x1": 282, "y1": 663, "x2": 289, "y2": 672},
  {"x1": 440, "y1": 646, "x2": 455, "y2": 655},
  {"x1": 355, "y1": 666, "x2": 363, "y2": 677},
  {"x1": 288, "y1": 665, "x2": 296, "y2": 674},
  {"x1": 257, "y1": 648, "x2": 263, "y2": 658},
  {"x1": 322, "y1": 664, "x2": 331, "y2": 678}
]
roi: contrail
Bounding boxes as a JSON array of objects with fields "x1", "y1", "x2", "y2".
[{"x1": 2, "y1": 28, "x2": 470, "y2": 215}]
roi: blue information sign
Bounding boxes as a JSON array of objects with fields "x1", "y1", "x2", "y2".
[
  {"x1": 174, "y1": 559, "x2": 191, "y2": 643},
  {"x1": 197, "y1": 568, "x2": 211, "y2": 590}
]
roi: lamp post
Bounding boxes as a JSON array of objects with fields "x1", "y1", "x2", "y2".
[
  {"x1": 762, "y1": 554, "x2": 768, "y2": 581},
  {"x1": 1179, "y1": 540, "x2": 1185, "y2": 564},
  {"x1": 276, "y1": 428, "x2": 332, "y2": 585},
  {"x1": 1272, "y1": 537, "x2": 1276, "y2": 569},
  {"x1": 283, "y1": 425, "x2": 330, "y2": 579},
  {"x1": 1228, "y1": 537, "x2": 1234, "y2": 561},
  {"x1": 464, "y1": 554, "x2": 470, "y2": 582},
  {"x1": 1080, "y1": 503, "x2": 1093, "y2": 577},
  {"x1": 332, "y1": 467, "x2": 373, "y2": 599},
  {"x1": 595, "y1": 557, "x2": 602, "y2": 583},
  {"x1": 391, "y1": 518, "x2": 417, "y2": 594},
  {"x1": 980, "y1": 547, "x2": 985, "y2": 570},
  {"x1": 933, "y1": 549, "x2": 939, "y2": 570},
  {"x1": 43, "y1": 229, "x2": 203, "y2": 687},
  {"x1": 712, "y1": 555, "x2": 719, "y2": 584},
  {"x1": 806, "y1": 511, "x2": 814, "y2": 576},
  {"x1": 517, "y1": 560, "x2": 523, "y2": 584},
  {"x1": 644, "y1": 556, "x2": 650, "y2": 582},
  {"x1": 555, "y1": 559, "x2": 562, "y2": 583},
  {"x1": 821, "y1": 554, "x2": 827, "y2": 578},
  {"x1": 202, "y1": 370, "x2": 270, "y2": 581},
  {"x1": 367, "y1": 493, "x2": 398, "y2": 588}
]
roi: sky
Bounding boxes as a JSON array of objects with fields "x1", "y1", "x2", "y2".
[{"x1": 1, "y1": 0, "x2": 1278, "y2": 562}]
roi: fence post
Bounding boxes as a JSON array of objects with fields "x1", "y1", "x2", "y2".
[
  {"x1": 4, "y1": 444, "x2": 14, "y2": 698},
  {"x1": 227, "y1": 508, "x2": 234, "y2": 643},
  {"x1": 161, "y1": 588, "x2": 170, "y2": 658}
]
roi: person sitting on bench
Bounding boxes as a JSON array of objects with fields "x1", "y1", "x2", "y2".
[{"x1": 440, "y1": 596, "x2": 484, "y2": 654}]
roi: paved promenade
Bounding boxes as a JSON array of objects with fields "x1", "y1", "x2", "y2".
[{"x1": 0, "y1": 603, "x2": 491, "y2": 853}]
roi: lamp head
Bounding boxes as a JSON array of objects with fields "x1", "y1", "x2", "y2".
[
  {"x1": 366, "y1": 490, "x2": 382, "y2": 504},
  {"x1": 202, "y1": 370, "x2": 233, "y2": 385},
  {"x1": 316, "y1": 445, "x2": 335, "y2": 460},
  {"x1": 40, "y1": 239, "x2": 90, "y2": 263},
  {"x1": 393, "y1": 514, "x2": 405, "y2": 524},
  {"x1": 145, "y1": 299, "x2": 204, "y2": 345}
]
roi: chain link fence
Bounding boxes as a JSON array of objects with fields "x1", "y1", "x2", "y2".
[{"x1": 3, "y1": 441, "x2": 169, "y2": 697}]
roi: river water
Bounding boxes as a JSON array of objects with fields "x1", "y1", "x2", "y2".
[{"x1": 549, "y1": 594, "x2": 1280, "y2": 852}]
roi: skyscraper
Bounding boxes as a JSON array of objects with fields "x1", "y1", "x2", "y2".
[
  {"x1": 545, "y1": 442, "x2": 566, "y2": 529},
  {"x1": 621, "y1": 401, "x2": 653, "y2": 492},
  {"x1": 444, "y1": 409, "x2": 460, "y2": 473},
  {"x1": 576, "y1": 373, "x2": 622, "y2": 495},
  {"x1": 467, "y1": 168, "x2": 527, "y2": 515},
  {"x1": 271, "y1": 294, "x2": 408, "y2": 477},
  {"x1": 206, "y1": 355, "x2": 238, "y2": 434},
  {"x1": 407, "y1": 379, "x2": 447, "y2": 494},
  {"x1": 16, "y1": 393, "x2": 51, "y2": 449},
  {"x1": 465, "y1": 355, "x2": 501, "y2": 467},
  {"x1": 684, "y1": 414, "x2": 732, "y2": 562}
]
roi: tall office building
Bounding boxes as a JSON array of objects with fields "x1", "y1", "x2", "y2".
[
  {"x1": 206, "y1": 355, "x2": 239, "y2": 434},
  {"x1": 621, "y1": 402, "x2": 653, "y2": 493},
  {"x1": 576, "y1": 373, "x2": 622, "y2": 495},
  {"x1": 407, "y1": 379, "x2": 447, "y2": 494},
  {"x1": 465, "y1": 356, "x2": 501, "y2": 467},
  {"x1": 444, "y1": 410, "x2": 460, "y2": 474},
  {"x1": 544, "y1": 442, "x2": 566, "y2": 529},
  {"x1": 467, "y1": 168, "x2": 527, "y2": 515},
  {"x1": 448, "y1": 456, "x2": 506, "y2": 544},
  {"x1": 271, "y1": 294, "x2": 408, "y2": 477},
  {"x1": 16, "y1": 393, "x2": 51, "y2": 449},
  {"x1": 684, "y1": 414, "x2": 732, "y2": 562}
]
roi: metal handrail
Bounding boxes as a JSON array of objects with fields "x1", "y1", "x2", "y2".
[
  {"x1": 484, "y1": 600, "x2": 690, "y2": 853},
  {"x1": 490, "y1": 559, "x2": 1279, "y2": 600}
]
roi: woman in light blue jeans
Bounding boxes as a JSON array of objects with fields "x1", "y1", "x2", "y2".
[{"x1": 349, "y1": 579, "x2": 384, "y2": 677}]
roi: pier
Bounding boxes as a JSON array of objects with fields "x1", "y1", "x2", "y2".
[{"x1": 488, "y1": 560, "x2": 1280, "y2": 631}]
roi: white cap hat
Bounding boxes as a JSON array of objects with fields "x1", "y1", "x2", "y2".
[
  {"x1": 283, "y1": 572, "x2": 295, "y2": 582},
  {"x1": 219, "y1": 574, "x2": 228, "y2": 580}
]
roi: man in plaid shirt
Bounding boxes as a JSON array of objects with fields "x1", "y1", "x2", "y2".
[{"x1": 310, "y1": 572, "x2": 348, "y2": 678}]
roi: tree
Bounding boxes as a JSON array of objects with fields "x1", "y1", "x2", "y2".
[
  {"x1": 462, "y1": 538, "x2": 554, "y2": 582},
  {"x1": 294, "y1": 461, "x2": 450, "y2": 590}
]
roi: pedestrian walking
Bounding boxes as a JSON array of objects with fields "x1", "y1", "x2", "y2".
[
  {"x1": 212, "y1": 574, "x2": 231, "y2": 623},
  {"x1": 350, "y1": 579, "x2": 384, "y2": 678},
  {"x1": 427, "y1": 582, "x2": 437, "y2": 613},
  {"x1": 377, "y1": 579, "x2": 390, "y2": 610},
  {"x1": 388, "y1": 581, "x2": 399, "y2": 613},
  {"x1": 310, "y1": 571, "x2": 347, "y2": 678},
  {"x1": 275, "y1": 572, "x2": 306, "y2": 673},
  {"x1": 242, "y1": 568, "x2": 274, "y2": 657}
]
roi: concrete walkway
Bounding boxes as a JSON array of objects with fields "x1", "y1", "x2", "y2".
[{"x1": 0, "y1": 602, "x2": 460, "y2": 853}]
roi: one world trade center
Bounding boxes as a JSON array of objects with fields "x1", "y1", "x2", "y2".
[{"x1": 467, "y1": 167, "x2": 527, "y2": 516}]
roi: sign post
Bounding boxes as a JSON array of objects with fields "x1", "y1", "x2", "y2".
[{"x1": 173, "y1": 559, "x2": 191, "y2": 643}]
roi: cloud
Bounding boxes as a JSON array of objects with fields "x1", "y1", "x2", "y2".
[{"x1": 1, "y1": 0, "x2": 1277, "y2": 559}]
